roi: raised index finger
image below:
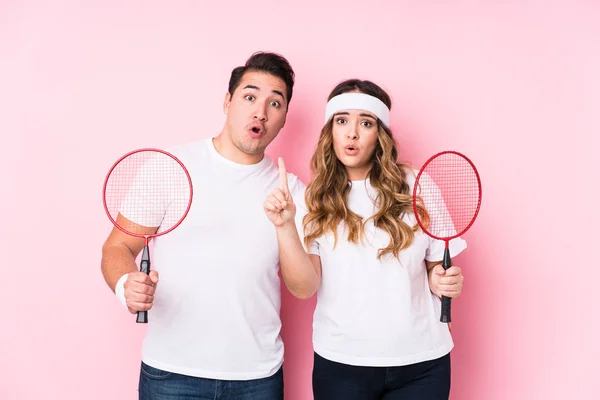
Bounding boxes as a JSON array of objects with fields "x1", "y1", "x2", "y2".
[{"x1": 278, "y1": 157, "x2": 289, "y2": 193}]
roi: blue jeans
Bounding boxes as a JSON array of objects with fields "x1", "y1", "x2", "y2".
[
  {"x1": 138, "y1": 362, "x2": 283, "y2": 400},
  {"x1": 312, "y1": 352, "x2": 451, "y2": 400}
]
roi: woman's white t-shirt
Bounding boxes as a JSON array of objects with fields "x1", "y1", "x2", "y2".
[{"x1": 308, "y1": 171, "x2": 467, "y2": 367}]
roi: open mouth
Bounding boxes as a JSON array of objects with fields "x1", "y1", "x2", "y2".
[
  {"x1": 249, "y1": 124, "x2": 264, "y2": 137},
  {"x1": 345, "y1": 145, "x2": 358, "y2": 155}
]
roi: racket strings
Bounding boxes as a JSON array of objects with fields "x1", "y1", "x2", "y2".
[
  {"x1": 104, "y1": 151, "x2": 192, "y2": 236},
  {"x1": 418, "y1": 153, "x2": 481, "y2": 238}
]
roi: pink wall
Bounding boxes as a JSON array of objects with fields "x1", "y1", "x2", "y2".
[{"x1": 1, "y1": 1, "x2": 598, "y2": 399}]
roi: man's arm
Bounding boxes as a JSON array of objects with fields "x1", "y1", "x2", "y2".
[
  {"x1": 101, "y1": 227, "x2": 147, "y2": 291},
  {"x1": 101, "y1": 217, "x2": 158, "y2": 313}
]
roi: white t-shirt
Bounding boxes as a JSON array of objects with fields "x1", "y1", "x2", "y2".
[
  {"x1": 308, "y1": 171, "x2": 467, "y2": 367},
  {"x1": 122, "y1": 138, "x2": 306, "y2": 380}
]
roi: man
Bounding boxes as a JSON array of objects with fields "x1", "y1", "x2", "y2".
[{"x1": 101, "y1": 51, "x2": 303, "y2": 399}]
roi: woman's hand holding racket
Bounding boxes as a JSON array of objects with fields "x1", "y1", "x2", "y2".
[
  {"x1": 428, "y1": 264, "x2": 464, "y2": 300},
  {"x1": 264, "y1": 157, "x2": 296, "y2": 227}
]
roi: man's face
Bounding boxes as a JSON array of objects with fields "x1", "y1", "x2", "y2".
[{"x1": 223, "y1": 71, "x2": 288, "y2": 156}]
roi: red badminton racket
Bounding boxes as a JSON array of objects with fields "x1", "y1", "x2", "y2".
[
  {"x1": 413, "y1": 151, "x2": 482, "y2": 323},
  {"x1": 103, "y1": 149, "x2": 193, "y2": 323}
]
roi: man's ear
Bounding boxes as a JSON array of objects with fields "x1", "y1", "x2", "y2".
[{"x1": 223, "y1": 92, "x2": 231, "y2": 114}]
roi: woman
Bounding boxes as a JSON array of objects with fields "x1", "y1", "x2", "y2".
[{"x1": 264, "y1": 79, "x2": 467, "y2": 399}]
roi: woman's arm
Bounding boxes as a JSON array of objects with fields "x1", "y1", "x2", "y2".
[{"x1": 276, "y1": 222, "x2": 322, "y2": 299}]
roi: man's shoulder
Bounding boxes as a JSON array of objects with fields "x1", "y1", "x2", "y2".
[
  {"x1": 259, "y1": 155, "x2": 304, "y2": 189},
  {"x1": 162, "y1": 139, "x2": 209, "y2": 166},
  {"x1": 165, "y1": 139, "x2": 207, "y2": 156}
]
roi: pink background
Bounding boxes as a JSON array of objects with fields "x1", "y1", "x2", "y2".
[{"x1": 1, "y1": 1, "x2": 598, "y2": 399}]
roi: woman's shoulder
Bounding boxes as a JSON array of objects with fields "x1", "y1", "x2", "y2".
[{"x1": 400, "y1": 165, "x2": 418, "y2": 190}]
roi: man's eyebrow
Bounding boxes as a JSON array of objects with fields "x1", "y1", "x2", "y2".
[
  {"x1": 242, "y1": 85, "x2": 285, "y2": 101},
  {"x1": 272, "y1": 90, "x2": 285, "y2": 100}
]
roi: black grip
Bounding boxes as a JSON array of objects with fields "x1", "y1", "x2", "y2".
[
  {"x1": 440, "y1": 247, "x2": 452, "y2": 323},
  {"x1": 440, "y1": 295, "x2": 451, "y2": 323},
  {"x1": 136, "y1": 245, "x2": 151, "y2": 324}
]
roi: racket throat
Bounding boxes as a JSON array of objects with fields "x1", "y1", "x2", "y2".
[
  {"x1": 140, "y1": 245, "x2": 151, "y2": 275},
  {"x1": 136, "y1": 245, "x2": 152, "y2": 324},
  {"x1": 442, "y1": 245, "x2": 452, "y2": 271},
  {"x1": 140, "y1": 236, "x2": 150, "y2": 274},
  {"x1": 440, "y1": 245, "x2": 453, "y2": 324}
]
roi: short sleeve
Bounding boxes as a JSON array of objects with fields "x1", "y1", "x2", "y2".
[
  {"x1": 417, "y1": 172, "x2": 468, "y2": 261},
  {"x1": 425, "y1": 236, "x2": 467, "y2": 262},
  {"x1": 307, "y1": 237, "x2": 320, "y2": 256}
]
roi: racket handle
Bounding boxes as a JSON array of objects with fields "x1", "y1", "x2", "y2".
[
  {"x1": 136, "y1": 245, "x2": 151, "y2": 324},
  {"x1": 136, "y1": 310, "x2": 148, "y2": 323},
  {"x1": 441, "y1": 296, "x2": 451, "y2": 323},
  {"x1": 440, "y1": 247, "x2": 452, "y2": 323}
]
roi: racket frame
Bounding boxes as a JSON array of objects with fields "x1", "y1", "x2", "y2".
[{"x1": 412, "y1": 150, "x2": 482, "y2": 241}]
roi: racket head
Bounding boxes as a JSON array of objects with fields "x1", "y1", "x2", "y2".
[
  {"x1": 412, "y1": 150, "x2": 482, "y2": 242},
  {"x1": 102, "y1": 148, "x2": 193, "y2": 239}
]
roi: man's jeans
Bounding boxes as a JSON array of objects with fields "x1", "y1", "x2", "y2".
[{"x1": 138, "y1": 362, "x2": 283, "y2": 400}]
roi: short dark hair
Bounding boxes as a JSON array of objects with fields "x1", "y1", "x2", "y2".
[{"x1": 228, "y1": 52, "x2": 295, "y2": 106}]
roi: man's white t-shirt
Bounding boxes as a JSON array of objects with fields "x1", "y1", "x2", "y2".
[
  {"x1": 308, "y1": 171, "x2": 467, "y2": 367},
  {"x1": 121, "y1": 138, "x2": 305, "y2": 380}
]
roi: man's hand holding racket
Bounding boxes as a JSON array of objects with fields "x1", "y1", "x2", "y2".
[{"x1": 123, "y1": 271, "x2": 159, "y2": 314}]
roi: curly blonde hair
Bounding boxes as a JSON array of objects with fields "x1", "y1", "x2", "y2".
[{"x1": 303, "y1": 79, "x2": 429, "y2": 259}]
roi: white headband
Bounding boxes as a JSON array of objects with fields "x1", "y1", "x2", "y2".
[{"x1": 325, "y1": 93, "x2": 390, "y2": 126}]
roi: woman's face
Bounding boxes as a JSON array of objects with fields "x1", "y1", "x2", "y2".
[{"x1": 331, "y1": 108, "x2": 380, "y2": 181}]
